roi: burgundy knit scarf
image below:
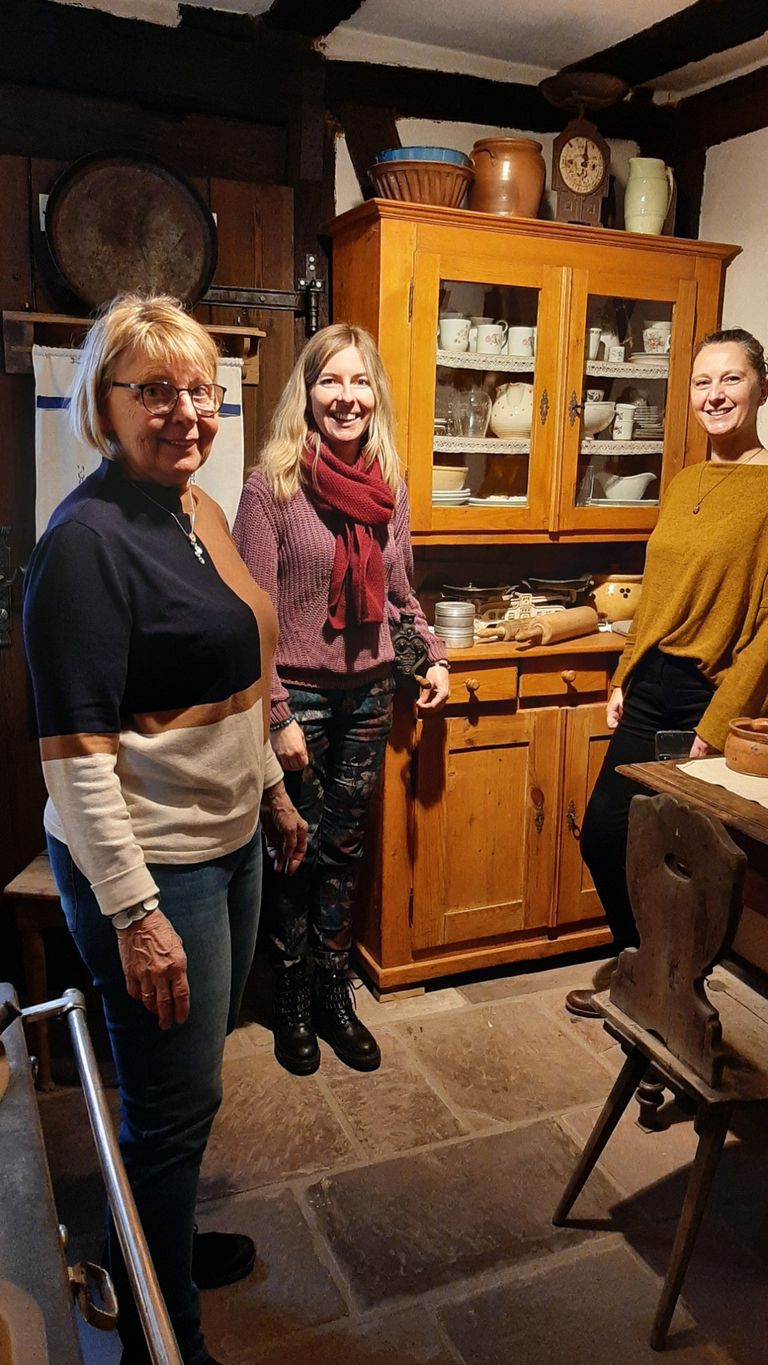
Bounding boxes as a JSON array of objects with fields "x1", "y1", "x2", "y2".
[{"x1": 302, "y1": 443, "x2": 395, "y2": 629}]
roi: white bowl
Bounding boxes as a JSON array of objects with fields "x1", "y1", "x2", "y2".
[
  {"x1": 432, "y1": 464, "x2": 468, "y2": 491},
  {"x1": 582, "y1": 401, "x2": 616, "y2": 436},
  {"x1": 601, "y1": 472, "x2": 658, "y2": 500}
]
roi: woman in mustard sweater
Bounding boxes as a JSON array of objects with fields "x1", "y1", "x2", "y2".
[{"x1": 567, "y1": 327, "x2": 768, "y2": 1017}]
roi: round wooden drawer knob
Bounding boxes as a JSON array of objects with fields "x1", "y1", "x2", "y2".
[
  {"x1": 465, "y1": 677, "x2": 480, "y2": 693},
  {"x1": 561, "y1": 669, "x2": 577, "y2": 684}
]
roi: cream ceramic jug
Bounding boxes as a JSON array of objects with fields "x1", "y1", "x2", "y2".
[
  {"x1": 624, "y1": 157, "x2": 674, "y2": 235},
  {"x1": 489, "y1": 382, "x2": 533, "y2": 437}
]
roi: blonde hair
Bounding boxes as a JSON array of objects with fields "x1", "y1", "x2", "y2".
[
  {"x1": 260, "y1": 323, "x2": 402, "y2": 499},
  {"x1": 69, "y1": 293, "x2": 220, "y2": 457}
]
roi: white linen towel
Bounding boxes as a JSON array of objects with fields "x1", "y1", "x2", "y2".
[{"x1": 33, "y1": 346, "x2": 245, "y2": 537}]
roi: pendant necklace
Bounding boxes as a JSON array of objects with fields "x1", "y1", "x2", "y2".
[
  {"x1": 692, "y1": 445, "x2": 764, "y2": 515},
  {"x1": 133, "y1": 483, "x2": 206, "y2": 563}
]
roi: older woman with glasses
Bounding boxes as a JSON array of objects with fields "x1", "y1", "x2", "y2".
[{"x1": 23, "y1": 293, "x2": 307, "y2": 1365}]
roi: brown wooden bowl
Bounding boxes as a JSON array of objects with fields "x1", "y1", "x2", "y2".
[
  {"x1": 369, "y1": 160, "x2": 474, "y2": 209},
  {"x1": 724, "y1": 716, "x2": 768, "y2": 777}
]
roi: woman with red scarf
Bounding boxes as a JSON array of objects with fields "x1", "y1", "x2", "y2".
[{"x1": 234, "y1": 325, "x2": 448, "y2": 1074}]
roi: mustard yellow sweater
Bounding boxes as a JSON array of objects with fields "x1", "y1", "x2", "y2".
[{"x1": 612, "y1": 462, "x2": 768, "y2": 749}]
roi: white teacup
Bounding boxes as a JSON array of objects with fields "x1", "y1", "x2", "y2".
[
  {"x1": 506, "y1": 325, "x2": 534, "y2": 357},
  {"x1": 642, "y1": 325, "x2": 671, "y2": 354},
  {"x1": 439, "y1": 318, "x2": 470, "y2": 352},
  {"x1": 468, "y1": 316, "x2": 494, "y2": 351},
  {"x1": 475, "y1": 321, "x2": 508, "y2": 354},
  {"x1": 613, "y1": 402, "x2": 636, "y2": 440}
]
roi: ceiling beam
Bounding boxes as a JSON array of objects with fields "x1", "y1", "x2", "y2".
[
  {"x1": 675, "y1": 61, "x2": 768, "y2": 151},
  {"x1": 566, "y1": 0, "x2": 768, "y2": 88},
  {"x1": 263, "y1": 0, "x2": 366, "y2": 39},
  {"x1": 324, "y1": 60, "x2": 674, "y2": 146}
]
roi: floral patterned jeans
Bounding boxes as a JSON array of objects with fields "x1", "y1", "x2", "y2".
[{"x1": 271, "y1": 675, "x2": 395, "y2": 971}]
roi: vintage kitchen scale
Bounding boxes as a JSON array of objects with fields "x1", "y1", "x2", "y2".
[
  {"x1": 539, "y1": 71, "x2": 629, "y2": 226},
  {"x1": 442, "y1": 576, "x2": 594, "y2": 624}
]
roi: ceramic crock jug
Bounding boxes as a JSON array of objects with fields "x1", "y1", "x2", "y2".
[
  {"x1": 592, "y1": 574, "x2": 643, "y2": 623},
  {"x1": 624, "y1": 157, "x2": 675, "y2": 235},
  {"x1": 489, "y1": 382, "x2": 533, "y2": 437},
  {"x1": 469, "y1": 138, "x2": 545, "y2": 218}
]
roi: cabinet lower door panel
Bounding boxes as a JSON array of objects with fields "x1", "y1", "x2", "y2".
[
  {"x1": 556, "y1": 702, "x2": 612, "y2": 925},
  {"x1": 411, "y1": 708, "x2": 560, "y2": 951}
]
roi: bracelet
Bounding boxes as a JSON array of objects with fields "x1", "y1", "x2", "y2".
[
  {"x1": 270, "y1": 715, "x2": 295, "y2": 732},
  {"x1": 111, "y1": 895, "x2": 159, "y2": 931}
]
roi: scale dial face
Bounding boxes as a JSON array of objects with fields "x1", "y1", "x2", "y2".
[{"x1": 558, "y1": 137, "x2": 606, "y2": 195}]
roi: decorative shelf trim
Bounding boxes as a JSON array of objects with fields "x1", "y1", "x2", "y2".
[
  {"x1": 436, "y1": 350, "x2": 535, "y2": 372},
  {"x1": 581, "y1": 440, "x2": 664, "y2": 455},
  {"x1": 2, "y1": 310, "x2": 266, "y2": 384},
  {"x1": 585, "y1": 360, "x2": 669, "y2": 380},
  {"x1": 434, "y1": 436, "x2": 530, "y2": 454}
]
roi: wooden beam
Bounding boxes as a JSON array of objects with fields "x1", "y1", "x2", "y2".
[
  {"x1": 331, "y1": 103, "x2": 401, "y2": 198},
  {"x1": 263, "y1": 0, "x2": 366, "y2": 38},
  {"x1": 567, "y1": 0, "x2": 768, "y2": 88},
  {"x1": 3, "y1": 0, "x2": 317, "y2": 124},
  {"x1": 324, "y1": 60, "x2": 674, "y2": 146},
  {"x1": 675, "y1": 61, "x2": 768, "y2": 151}
]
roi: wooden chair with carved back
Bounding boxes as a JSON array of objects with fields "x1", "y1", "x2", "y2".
[{"x1": 553, "y1": 792, "x2": 768, "y2": 1350}]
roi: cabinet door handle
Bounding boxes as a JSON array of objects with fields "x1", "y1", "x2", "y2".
[
  {"x1": 566, "y1": 799, "x2": 581, "y2": 838},
  {"x1": 539, "y1": 387, "x2": 549, "y2": 426},
  {"x1": 465, "y1": 677, "x2": 480, "y2": 694},
  {"x1": 532, "y1": 786, "x2": 545, "y2": 833},
  {"x1": 568, "y1": 391, "x2": 583, "y2": 426},
  {"x1": 561, "y1": 669, "x2": 577, "y2": 684}
]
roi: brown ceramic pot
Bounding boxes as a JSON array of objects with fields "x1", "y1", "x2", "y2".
[
  {"x1": 591, "y1": 574, "x2": 643, "y2": 624},
  {"x1": 469, "y1": 138, "x2": 545, "y2": 218},
  {"x1": 724, "y1": 717, "x2": 768, "y2": 777}
]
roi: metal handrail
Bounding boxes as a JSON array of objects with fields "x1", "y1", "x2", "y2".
[{"x1": 10, "y1": 991, "x2": 182, "y2": 1365}]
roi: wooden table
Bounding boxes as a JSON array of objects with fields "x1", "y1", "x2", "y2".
[{"x1": 618, "y1": 760, "x2": 768, "y2": 976}]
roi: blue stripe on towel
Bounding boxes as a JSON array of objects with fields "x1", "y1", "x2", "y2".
[
  {"x1": 220, "y1": 403, "x2": 241, "y2": 417},
  {"x1": 37, "y1": 395, "x2": 71, "y2": 409}
]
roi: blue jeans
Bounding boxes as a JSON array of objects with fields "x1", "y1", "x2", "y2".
[{"x1": 47, "y1": 829, "x2": 263, "y2": 1365}]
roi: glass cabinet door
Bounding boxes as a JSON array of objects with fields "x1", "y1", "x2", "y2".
[
  {"x1": 557, "y1": 272, "x2": 697, "y2": 531},
  {"x1": 408, "y1": 253, "x2": 564, "y2": 533}
]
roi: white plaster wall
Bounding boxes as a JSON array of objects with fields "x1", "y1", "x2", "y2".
[
  {"x1": 334, "y1": 117, "x2": 638, "y2": 222},
  {"x1": 700, "y1": 127, "x2": 768, "y2": 445}
]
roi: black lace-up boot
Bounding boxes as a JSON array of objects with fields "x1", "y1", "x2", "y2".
[
  {"x1": 313, "y1": 968, "x2": 381, "y2": 1071},
  {"x1": 272, "y1": 961, "x2": 320, "y2": 1075}
]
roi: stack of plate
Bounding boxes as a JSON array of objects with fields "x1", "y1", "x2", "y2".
[
  {"x1": 629, "y1": 351, "x2": 669, "y2": 368},
  {"x1": 633, "y1": 404, "x2": 664, "y2": 438},
  {"x1": 434, "y1": 600, "x2": 475, "y2": 648},
  {"x1": 432, "y1": 487, "x2": 470, "y2": 506}
]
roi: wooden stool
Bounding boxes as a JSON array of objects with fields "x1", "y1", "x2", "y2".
[
  {"x1": 553, "y1": 794, "x2": 768, "y2": 1350},
  {"x1": 3, "y1": 852, "x2": 63, "y2": 1090}
]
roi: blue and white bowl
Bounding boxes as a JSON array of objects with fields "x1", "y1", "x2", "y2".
[{"x1": 374, "y1": 146, "x2": 471, "y2": 168}]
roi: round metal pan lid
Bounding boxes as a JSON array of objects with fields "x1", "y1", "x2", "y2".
[{"x1": 45, "y1": 152, "x2": 217, "y2": 309}]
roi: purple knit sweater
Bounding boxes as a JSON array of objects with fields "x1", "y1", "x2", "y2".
[{"x1": 233, "y1": 469, "x2": 445, "y2": 724}]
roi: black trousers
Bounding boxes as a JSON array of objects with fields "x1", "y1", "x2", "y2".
[{"x1": 580, "y1": 648, "x2": 714, "y2": 949}]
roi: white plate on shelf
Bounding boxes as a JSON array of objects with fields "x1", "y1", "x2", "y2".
[
  {"x1": 468, "y1": 495, "x2": 527, "y2": 506},
  {"x1": 586, "y1": 497, "x2": 659, "y2": 507},
  {"x1": 629, "y1": 352, "x2": 669, "y2": 366}
]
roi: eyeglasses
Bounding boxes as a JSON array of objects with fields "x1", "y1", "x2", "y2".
[{"x1": 111, "y1": 380, "x2": 226, "y2": 416}]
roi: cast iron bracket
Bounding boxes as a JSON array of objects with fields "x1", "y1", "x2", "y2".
[{"x1": 202, "y1": 253, "x2": 325, "y2": 335}]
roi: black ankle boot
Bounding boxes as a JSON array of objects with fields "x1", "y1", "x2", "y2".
[
  {"x1": 272, "y1": 961, "x2": 320, "y2": 1075},
  {"x1": 313, "y1": 968, "x2": 381, "y2": 1071}
]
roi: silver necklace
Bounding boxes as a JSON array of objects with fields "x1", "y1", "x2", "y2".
[
  {"x1": 133, "y1": 483, "x2": 206, "y2": 563},
  {"x1": 692, "y1": 445, "x2": 764, "y2": 515}
]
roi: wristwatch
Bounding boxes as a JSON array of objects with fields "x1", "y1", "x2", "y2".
[{"x1": 111, "y1": 896, "x2": 160, "y2": 931}]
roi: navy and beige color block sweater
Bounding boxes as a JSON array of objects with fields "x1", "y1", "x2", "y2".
[{"x1": 23, "y1": 458, "x2": 283, "y2": 917}]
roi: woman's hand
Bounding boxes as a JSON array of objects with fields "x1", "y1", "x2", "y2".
[
  {"x1": 416, "y1": 663, "x2": 451, "y2": 713},
  {"x1": 606, "y1": 687, "x2": 624, "y2": 730},
  {"x1": 689, "y1": 735, "x2": 718, "y2": 759},
  {"x1": 116, "y1": 910, "x2": 189, "y2": 1030},
  {"x1": 271, "y1": 719, "x2": 308, "y2": 771},
  {"x1": 261, "y1": 780, "x2": 309, "y2": 875}
]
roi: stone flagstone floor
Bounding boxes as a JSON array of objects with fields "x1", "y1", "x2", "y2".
[{"x1": 38, "y1": 952, "x2": 768, "y2": 1365}]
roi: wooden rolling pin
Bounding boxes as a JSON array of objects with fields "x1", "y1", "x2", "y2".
[{"x1": 515, "y1": 605, "x2": 598, "y2": 648}]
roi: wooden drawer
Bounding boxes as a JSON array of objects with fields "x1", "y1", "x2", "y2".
[
  {"x1": 447, "y1": 661, "x2": 519, "y2": 706},
  {"x1": 517, "y1": 658, "x2": 610, "y2": 701}
]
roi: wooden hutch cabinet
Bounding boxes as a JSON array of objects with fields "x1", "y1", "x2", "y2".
[{"x1": 326, "y1": 200, "x2": 738, "y2": 993}]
